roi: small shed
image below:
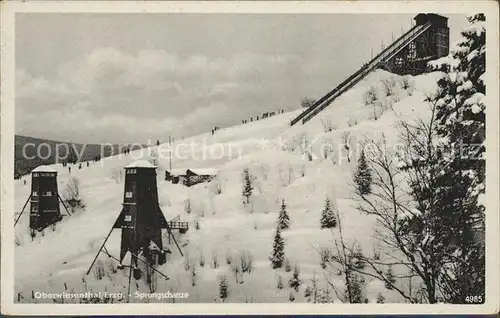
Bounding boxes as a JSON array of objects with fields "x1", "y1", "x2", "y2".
[{"x1": 165, "y1": 168, "x2": 217, "y2": 187}]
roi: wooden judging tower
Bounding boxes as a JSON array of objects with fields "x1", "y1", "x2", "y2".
[
  {"x1": 87, "y1": 160, "x2": 184, "y2": 285},
  {"x1": 115, "y1": 160, "x2": 170, "y2": 267},
  {"x1": 15, "y1": 165, "x2": 70, "y2": 235}
]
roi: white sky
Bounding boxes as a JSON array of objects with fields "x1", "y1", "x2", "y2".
[{"x1": 15, "y1": 13, "x2": 469, "y2": 144}]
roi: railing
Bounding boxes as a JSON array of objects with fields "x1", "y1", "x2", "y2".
[
  {"x1": 168, "y1": 221, "x2": 189, "y2": 230},
  {"x1": 291, "y1": 21, "x2": 433, "y2": 125}
]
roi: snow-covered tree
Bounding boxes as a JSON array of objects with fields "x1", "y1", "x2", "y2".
[
  {"x1": 278, "y1": 199, "x2": 291, "y2": 230},
  {"x1": 218, "y1": 275, "x2": 229, "y2": 302},
  {"x1": 270, "y1": 226, "x2": 285, "y2": 269},
  {"x1": 288, "y1": 265, "x2": 302, "y2": 292},
  {"x1": 354, "y1": 149, "x2": 372, "y2": 195},
  {"x1": 428, "y1": 13, "x2": 486, "y2": 303},
  {"x1": 376, "y1": 292, "x2": 386, "y2": 303},
  {"x1": 301, "y1": 97, "x2": 316, "y2": 108},
  {"x1": 242, "y1": 168, "x2": 253, "y2": 205},
  {"x1": 320, "y1": 197, "x2": 337, "y2": 229}
]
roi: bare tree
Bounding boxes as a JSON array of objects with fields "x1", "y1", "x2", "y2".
[
  {"x1": 341, "y1": 132, "x2": 352, "y2": 163},
  {"x1": 342, "y1": 97, "x2": 464, "y2": 303},
  {"x1": 110, "y1": 168, "x2": 124, "y2": 183},
  {"x1": 211, "y1": 249, "x2": 219, "y2": 269},
  {"x1": 63, "y1": 176, "x2": 84, "y2": 211},
  {"x1": 364, "y1": 86, "x2": 378, "y2": 105},
  {"x1": 320, "y1": 118, "x2": 335, "y2": 132}
]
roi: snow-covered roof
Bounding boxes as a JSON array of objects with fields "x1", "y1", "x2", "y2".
[
  {"x1": 32, "y1": 165, "x2": 57, "y2": 173},
  {"x1": 124, "y1": 160, "x2": 157, "y2": 169},
  {"x1": 167, "y1": 168, "x2": 188, "y2": 175},
  {"x1": 167, "y1": 168, "x2": 218, "y2": 176},
  {"x1": 188, "y1": 168, "x2": 218, "y2": 175}
]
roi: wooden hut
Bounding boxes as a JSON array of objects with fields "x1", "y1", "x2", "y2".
[{"x1": 165, "y1": 168, "x2": 217, "y2": 187}]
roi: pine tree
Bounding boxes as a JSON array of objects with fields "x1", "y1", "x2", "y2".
[
  {"x1": 218, "y1": 275, "x2": 228, "y2": 302},
  {"x1": 277, "y1": 199, "x2": 290, "y2": 230},
  {"x1": 376, "y1": 292, "x2": 386, "y2": 303},
  {"x1": 242, "y1": 168, "x2": 253, "y2": 205},
  {"x1": 427, "y1": 14, "x2": 485, "y2": 303},
  {"x1": 354, "y1": 149, "x2": 372, "y2": 195},
  {"x1": 288, "y1": 265, "x2": 302, "y2": 292},
  {"x1": 320, "y1": 198, "x2": 337, "y2": 229},
  {"x1": 270, "y1": 226, "x2": 285, "y2": 269}
]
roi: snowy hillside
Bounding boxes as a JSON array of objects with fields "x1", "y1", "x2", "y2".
[{"x1": 14, "y1": 69, "x2": 443, "y2": 303}]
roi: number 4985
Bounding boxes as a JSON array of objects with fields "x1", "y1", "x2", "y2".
[{"x1": 465, "y1": 295, "x2": 483, "y2": 303}]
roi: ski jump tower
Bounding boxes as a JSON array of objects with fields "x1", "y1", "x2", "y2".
[
  {"x1": 290, "y1": 13, "x2": 449, "y2": 126},
  {"x1": 87, "y1": 160, "x2": 184, "y2": 283},
  {"x1": 15, "y1": 165, "x2": 71, "y2": 236}
]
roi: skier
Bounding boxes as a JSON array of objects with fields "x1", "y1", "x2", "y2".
[{"x1": 68, "y1": 166, "x2": 71, "y2": 173}]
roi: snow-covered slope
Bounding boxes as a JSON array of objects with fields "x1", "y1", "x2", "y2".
[{"x1": 14, "y1": 69, "x2": 442, "y2": 303}]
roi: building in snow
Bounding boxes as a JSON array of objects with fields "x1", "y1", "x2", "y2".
[
  {"x1": 29, "y1": 165, "x2": 63, "y2": 232},
  {"x1": 381, "y1": 13, "x2": 450, "y2": 75},
  {"x1": 87, "y1": 160, "x2": 186, "y2": 283},
  {"x1": 165, "y1": 168, "x2": 217, "y2": 187},
  {"x1": 114, "y1": 160, "x2": 171, "y2": 269}
]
